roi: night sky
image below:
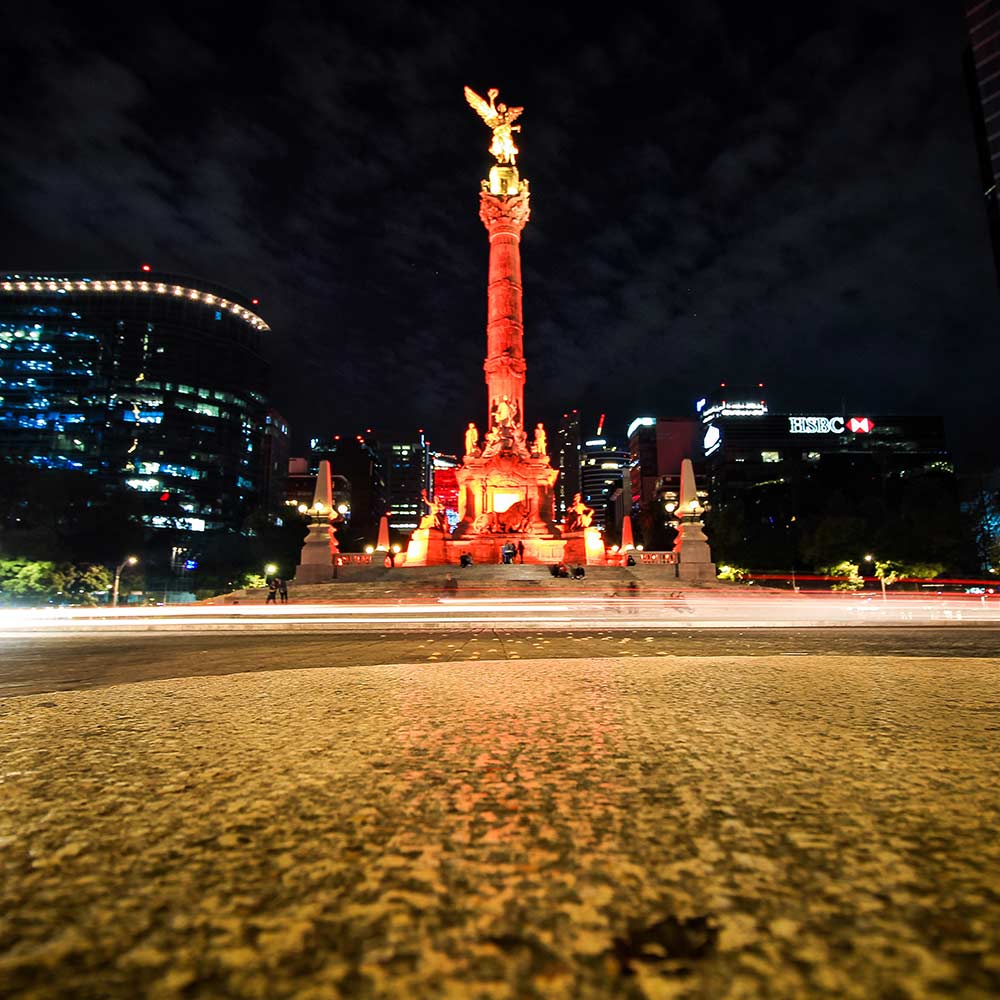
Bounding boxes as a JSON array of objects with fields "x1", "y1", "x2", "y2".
[{"x1": 1, "y1": 2, "x2": 995, "y2": 467}]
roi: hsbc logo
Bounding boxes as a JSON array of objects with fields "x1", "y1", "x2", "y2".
[{"x1": 788, "y1": 416, "x2": 874, "y2": 435}]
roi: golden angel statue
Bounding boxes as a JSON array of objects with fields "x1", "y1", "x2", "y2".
[{"x1": 464, "y1": 86, "x2": 523, "y2": 165}]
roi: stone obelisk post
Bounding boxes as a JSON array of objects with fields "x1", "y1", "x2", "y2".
[
  {"x1": 674, "y1": 458, "x2": 715, "y2": 581},
  {"x1": 295, "y1": 459, "x2": 339, "y2": 583}
]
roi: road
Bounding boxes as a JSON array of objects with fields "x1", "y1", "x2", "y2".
[
  {"x1": 1, "y1": 591, "x2": 999, "y2": 697},
  {"x1": 3, "y1": 590, "x2": 1000, "y2": 635},
  {"x1": 2, "y1": 624, "x2": 1000, "y2": 697}
]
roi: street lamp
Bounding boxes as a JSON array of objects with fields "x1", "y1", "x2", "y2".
[
  {"x1": 112, "y1": 556, "x2": 138, "y2": 607},
  {"x1": 265, "y1": 563, "x2": 278, "y2": 577},
  {"x1": 864, "y1": 554, "x2": 888, "y2": 601}
]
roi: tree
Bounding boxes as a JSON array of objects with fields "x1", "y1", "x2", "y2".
[
  {"x1": 800, "y1": 516, "x2": 869, "y2": 570},
  {"x1": 0, "y1": 560, "x2": 112, "y2": 604}
]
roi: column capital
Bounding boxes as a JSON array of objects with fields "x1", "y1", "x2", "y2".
[{"x1": 479, "y1": 182, "x2": 531, "y2": 235}]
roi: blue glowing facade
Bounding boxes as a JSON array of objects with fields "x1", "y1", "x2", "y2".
[{"x1": 0, "y1": 272, "x2": 272, "y2": 532}]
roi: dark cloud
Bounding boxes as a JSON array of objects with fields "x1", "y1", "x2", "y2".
[{"x1": 0, "y1": 1, "x2": 995, "y2": 466}]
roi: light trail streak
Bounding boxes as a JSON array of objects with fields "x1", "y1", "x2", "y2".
[{"x1": 1, "y1": 591, "x2": 1000, "y2": 636}]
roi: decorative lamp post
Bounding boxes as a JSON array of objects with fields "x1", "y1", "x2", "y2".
[
  {"x1": 112, "y1": 556, "x2": 138, "y2": 607},
  {"x1": 672, "y1": 458, "x2": 715, "y2": 581}
]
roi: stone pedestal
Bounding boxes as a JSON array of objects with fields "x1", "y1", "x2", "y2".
[
  {"x1": 454, "y1": 452, "x2": 558, "y2": 538},
  {"x1": 296, "y1": 526, "x2": 336, "y2": 583},
  {"x1": 559, "y1": 527, "x2": 607, "y2": 567},
  {"x1": 404, "y1": 527, "x2": 448, "y2": 567}
]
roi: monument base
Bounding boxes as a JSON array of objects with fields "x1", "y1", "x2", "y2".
[
  {"x1": 295, "y1": 520, "x2": 339, "y2": 583},
  {"x1": 677, "y1": 555, "x2": 716, "y2": 582},
  {"x1": 404, "y1": 527, "x2": 449, "y2": 567},
  {"x1": 295, "y1": 562, "x2": 336, "y2": 584},
  {"x1": 560, "y1": 527, "x2": 607, "y2": 567},
  {"x1": 674, "y1": 533, "x2": 715, "y2": 582},
  {"x1": 401, "y1": 531, "x2": 609, "y2": 568},
  {"x1": 445, "y1": 533, "x2": 564, "y2": 567}
]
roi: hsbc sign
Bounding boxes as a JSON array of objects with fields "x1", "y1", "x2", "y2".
[{"x1": 788, "y1": 416, "x2": 874, "y2": 435}]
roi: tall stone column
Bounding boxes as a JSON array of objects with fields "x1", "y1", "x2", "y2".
[{"x1": 480, "y1": 167, "x2": 530, "y2": 431}]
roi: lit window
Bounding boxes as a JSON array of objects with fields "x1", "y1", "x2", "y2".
[
  {"x1": 761, "y1": 451, "x2": 781, "y2": 463},
  {"x1": 125, "y1": 477, "x2": 162, "y2": 492}
]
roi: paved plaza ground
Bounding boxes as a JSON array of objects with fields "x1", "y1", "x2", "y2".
[{"x1": 2, "y1": 653, "x2": 999, "y2": 998}]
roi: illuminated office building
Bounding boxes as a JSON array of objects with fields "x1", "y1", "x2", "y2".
[
  {"x1": 308, "y1": 434, "x2": 387, "y2": 547},
  {"x1": 0, "y1": 270, "x2": 274, "y2": 532},
  {"x1": 556, "y1": 410, "x2": 581, "y2": 516},
  {"x1": 379, "y1": 432, "x2": 432, "y2": 532},
  {"x1": 965, "y1": 0, "x2": 1000, "y2": 284},
  {"x1": 580, "y1": 436, "x2": 629, "y2": 528}
]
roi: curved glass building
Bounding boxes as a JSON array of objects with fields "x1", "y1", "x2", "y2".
[{"x1": 0, "y1": 271, "x2": 272, "y2": 533}]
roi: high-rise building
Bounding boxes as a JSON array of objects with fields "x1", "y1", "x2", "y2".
[
  {"x1": 0, "y1": 270, "x2": 272, "y2": 534},
  {"x1": 626, "y1": 415, "x2": 703, "y2": 511},
  {"x1": 965, "y1": 1, "x2": 1000, "y2": 284},
  {"x1": 309, "y1": 434, "x2": 386, "y2": 547},
  {"x1": 285, "y1": 456, "x2": 350, "y2": 521},
  {"x1": 556, "y1": 410, "x2": 581, "y2": 515},
  {"x1": 432, "y1": 452, "x2": 461, "y2": 532},
  {"x1": 580, "y1": 436, "x2": 629, "y2": 528},
  {"x1": 699, "y1": 401, "x2": 956, "y2": 568},
  {"x1": 378, "y1": 432, "x2": 432, "y2": 532},
  {"x1": 260, "y1": 409, "x2": 290, "y2": 522},
  {"x1": 627, "y1": 417, "x2": 658, "y2": 510}
]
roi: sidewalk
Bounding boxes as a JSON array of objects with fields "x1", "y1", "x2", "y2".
[{"x1": 2, "y1": 655, "x2": 998, "y2": 998}]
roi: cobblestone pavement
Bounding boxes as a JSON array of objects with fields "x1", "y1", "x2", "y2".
[{"x1": 2, "y1": 656, "x2": 999, "y2": 998}]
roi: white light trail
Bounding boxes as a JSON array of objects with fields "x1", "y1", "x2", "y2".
[{"x1": 1, "y1": 592, "x2": 1000, "y2": 636}]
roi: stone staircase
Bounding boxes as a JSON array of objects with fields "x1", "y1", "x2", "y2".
[{"x1": 213, "y1": 563, "x2": 722, "y2": 604}]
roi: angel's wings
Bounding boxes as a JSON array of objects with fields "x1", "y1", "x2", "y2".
[{"x1": 464, "y1": 86, "x2": 498, "y2": 126}]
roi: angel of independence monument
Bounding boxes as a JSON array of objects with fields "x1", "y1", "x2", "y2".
[{"x1": 405, "y1": 87, "x2": 605, "y2": 567}]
